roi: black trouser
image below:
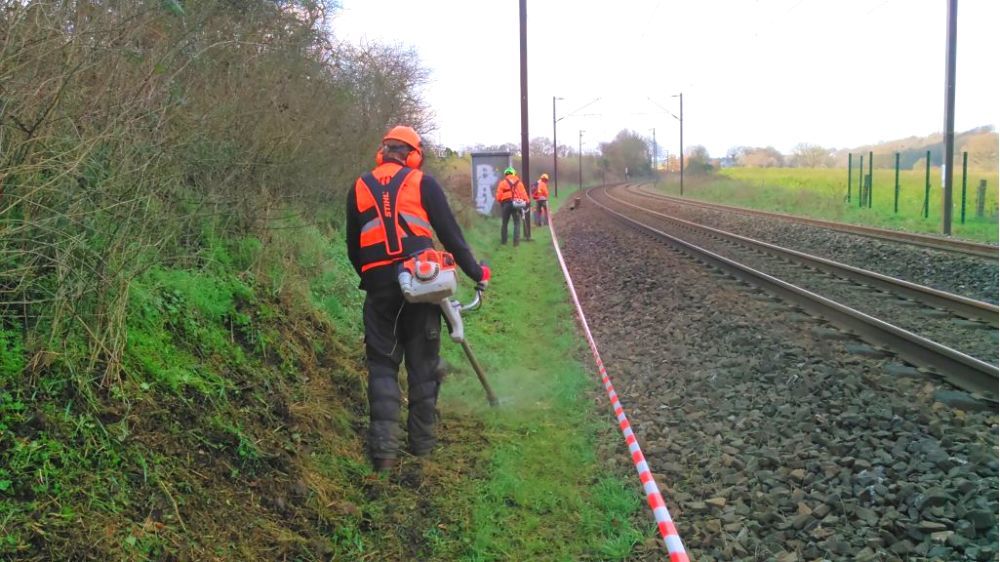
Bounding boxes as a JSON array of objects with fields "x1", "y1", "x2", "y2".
[
  {"x1": 363, "y1": 285, "x2": 442, "y2": 460},
  {"x1": 500, "y1": 201, "x2": 521, "y2": 246},
  {"x1": 535, "y1": 200, "x2": 548, "y2": 225}
]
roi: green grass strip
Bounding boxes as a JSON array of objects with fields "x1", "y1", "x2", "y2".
[
  {"x1": 434, "y1": 209, "x2": 645, "y2": 561},
  {"x1": 652, "y1": 168, "x2": 998, "y2": 243}
]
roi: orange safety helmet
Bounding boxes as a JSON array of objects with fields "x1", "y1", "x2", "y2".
[{"x1": 376, "y1": 125, "x2": 423, "y2": 168}]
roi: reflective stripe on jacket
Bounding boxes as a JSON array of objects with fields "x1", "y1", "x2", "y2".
[
  {"x1": 354, "y1": 163, "x2": 434, "y2": 273},
  {"x1": 495, "y1": 176, "x2": 529, "y2": 203}
]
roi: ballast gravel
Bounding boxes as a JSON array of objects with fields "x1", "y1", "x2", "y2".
[{"x1": 555, "y1": 199, "x2": 998, "y2": 562}]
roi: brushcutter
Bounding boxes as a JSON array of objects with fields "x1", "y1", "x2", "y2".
[{"x1": 398, "y1": 249, "x2": 499, "y2": 407}]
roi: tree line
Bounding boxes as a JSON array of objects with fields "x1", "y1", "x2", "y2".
[
  {"x1": 725, "y1": 127, "x2": 997, "y2": 170},
  {"x1": 458, "y1": 125, "x2": 996, "y2": 184},
  {"x1": 0, "y1": 0, "x2": 428, "y2": 381}
]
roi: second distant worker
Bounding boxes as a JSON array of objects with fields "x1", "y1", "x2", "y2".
[{"x1": 532, "y1": 173, "x2": 550, "y2": 226}]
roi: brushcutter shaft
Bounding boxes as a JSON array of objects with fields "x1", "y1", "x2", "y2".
[
  {"x1": 443, "y1": 289, "x2": 497, "y2": 407},
  {"x1": 461, "y1": 340, "x2": 499, "y2": 407}
]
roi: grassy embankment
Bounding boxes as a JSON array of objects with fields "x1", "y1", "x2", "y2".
[
  {"x1": 1, "y1": 181, "x2": 649, "y2": 560},
  {"x1": 652, "y1": 167, "x2": 999, "y2": 243},
  {"x1": 2, "y1": 3, "x2": 651, "y2": 558}
]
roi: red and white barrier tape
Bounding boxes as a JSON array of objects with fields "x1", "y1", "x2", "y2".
[{"x1": 548, "y1": 214, "x2": 689, "y2": 561}]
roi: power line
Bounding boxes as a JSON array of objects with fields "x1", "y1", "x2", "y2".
[{"x1": 557, "y1": 97, "x2": 602, "y2": 123}]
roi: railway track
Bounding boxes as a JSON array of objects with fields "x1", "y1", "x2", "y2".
[
  {"x1": 555, "y1": 193, "x2": 999, "y2": 561},
  {"x1": 628, "y1": 184, "x2": 999, "y2": 260},
  {"x1": 589, "y1": 185, "x2": 998, "y2": 400}
]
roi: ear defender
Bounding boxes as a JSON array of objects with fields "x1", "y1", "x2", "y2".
[
  {"x1": 405, "y1": 149, "x2": 422, "y2": 169},
  {"x1": 379, "y1": 125, "x2": 424, "y2": 168},
  {"x1": 374, "y1": 146, "x2": 421, "y2": 168}
]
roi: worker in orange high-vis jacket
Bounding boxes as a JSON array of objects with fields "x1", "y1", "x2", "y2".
[
  {"x1": 495, "y1": 167, "x2": 530, "y2": 246},
  {"x1": 346, "y1": 125, "x2": 491, "y2": 473},
  {"x1": 532, "y1": 173, "x2": 550, "y2": 226}
]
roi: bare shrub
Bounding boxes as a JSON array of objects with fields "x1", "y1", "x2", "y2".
[{"x1": 0, "y1": 0, "x2": 431, "y2": 383}]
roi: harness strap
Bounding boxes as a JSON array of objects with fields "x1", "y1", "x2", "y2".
[{"x1": 360, "y1": 168, "x2": 409, "y2": 256}]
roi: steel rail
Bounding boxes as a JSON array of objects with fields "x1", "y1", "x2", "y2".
[
  {"x1": 628, "y1": 184, "x2": 999, "y2": 260},
  {"x1": 605, "y1": 186, "x2": 999, "y2": 327},
  {"x1": 587, "y1": 187, "x2": 999, "y2": 401}
]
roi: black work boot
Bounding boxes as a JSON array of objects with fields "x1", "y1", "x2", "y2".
[{"x1": 372, "y1": 457, "x2": 397, "y2": 473}]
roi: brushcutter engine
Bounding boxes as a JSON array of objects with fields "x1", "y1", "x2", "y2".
[
  {"x1": 397, "y1": 249, "x2": 467, "y2": 342},
  {"x1": 398, "y1": 249, "x2": 458, "y2": 303}
]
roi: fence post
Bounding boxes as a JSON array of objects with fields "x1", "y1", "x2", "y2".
[
  {"x1": 976, "y1": 179, "x2": 986, "y2": 218},
  {"x1": 894, "y1": 152, "x2": 900, "y2": 214},
  {"x1": 960, "y1": 152, "x2": 968, "y2": 224},
  {"x1": 859, "y1": 154, "x2": 865, "y2": 208},
  {"x1": 923, "y1": 150, "x2": 931, "y2": 218},
  {"x1": 868, "y1": 150, "x2": 874, "y2": 208},
  {"x1": 847, "y1": 153, "x2": 853, "y2": 203}
]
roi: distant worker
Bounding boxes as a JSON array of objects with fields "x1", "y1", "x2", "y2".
[
  {"x1": 532, "y1": 173, "x2": 550, "y2": 226},
  {"x1": 495, "y1": 167, "x2": 530, "y2": 246},
  {"x1": 346, "y1": 125, "x2": 491, "y2": 472}
]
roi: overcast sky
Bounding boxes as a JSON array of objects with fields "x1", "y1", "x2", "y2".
[{"x1": 331, "y1": 0, "x2": 998, "y2": 157}]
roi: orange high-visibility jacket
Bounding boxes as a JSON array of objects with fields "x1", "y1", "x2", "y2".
[
  {"x1": 495, "y1": 176, "x2": 529, "y2": 203},
  {"x1": 353, "y1": 162, "x2": 434, "y2": 273},
  {"x1": 533, "y1": 179, "x2": 549, "y2": 201}
]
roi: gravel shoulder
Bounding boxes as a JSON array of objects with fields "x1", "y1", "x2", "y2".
[{"x1": 555, "y1": 198, "x2": 999, "y2": 562}]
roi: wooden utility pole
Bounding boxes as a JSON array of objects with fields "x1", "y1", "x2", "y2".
[{"x1": 519, "y1": 0, "x2": 531, "y2": 239}]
